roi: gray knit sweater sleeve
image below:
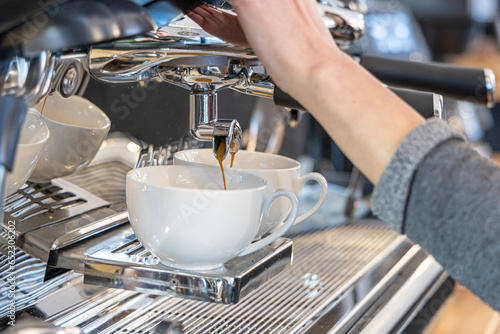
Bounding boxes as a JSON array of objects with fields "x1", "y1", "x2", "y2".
[{"x1": 372, "y1": 119, "x2": 500, "y2": 312}]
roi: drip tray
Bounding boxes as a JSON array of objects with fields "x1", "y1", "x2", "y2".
[{"x1": 83, "y1": 226, "x2": 293, "y2": 304}]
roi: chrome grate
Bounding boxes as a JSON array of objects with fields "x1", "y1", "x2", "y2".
[
  {"x1": 63, "y1": 161, "x2": 131, "y2": 212},
  {"x1": 1, "y1": 179, "x2": 109, "y2": 244},
  {"x1": 51, "y1": 222, "x2": 399, "y2": 333},
  {"x1": 0, "y1": 248, "x2": 74, "y2": 319},
  {"x1": 5, "y1": 183, "x2": 88, "y2": 225},
  {"x1": 135, "y1": 137, "x2": 203, "y2": 168}
]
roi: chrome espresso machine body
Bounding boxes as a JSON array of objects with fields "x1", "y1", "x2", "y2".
[{"x1": 0, "y1": 1, "x2": 496, "y2": 333}]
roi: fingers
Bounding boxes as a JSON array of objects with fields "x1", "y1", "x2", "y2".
[
  {"x1": 187, "y1": 9, "x2": 206, "y2": 27},
  {"x1": 189, "y1": 5, "x2": 233, "y2": 28},
  {"x1": 187, "y1": 5, "x2": 249, "y2": 46}
]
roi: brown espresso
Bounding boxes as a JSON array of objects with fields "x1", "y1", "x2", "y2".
[
  {"x1": 213, "y1": 137, "x2": 238, "y2": 190},
  {"x1": 40, "y1": 96, "x2": 48, "y2": 115},
  {"x1": 214, "y1": 136, "x2": 227, "y2": 190},
  {"x1": 230, "y1": 153, "x2": 235, "y2": 168},
  {"x1": 229, "y1": 140, "x2": 236, "y2": 168}
]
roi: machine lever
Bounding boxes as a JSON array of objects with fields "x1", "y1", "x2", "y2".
[
  {"x1": 273, "y1": 86, "x2": 444, "y2": 120},
  {"x1": 358, "y1": 55, "x2": 496, "y2": 108}
]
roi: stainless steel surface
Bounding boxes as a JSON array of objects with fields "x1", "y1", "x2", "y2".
[
  {"x1": 2, "y1": 179, "x2": 109, "y2": 240},
  {"x1": 88, "y1": 4, "x2": 363, "y2": 84},
  {"x1": 189, "y1": 87, "x2": 242, "y2": 158},
  {"x1": 391, "y1": 272, "x2": 452, "y2": 334},
  {"x1": 63, "y1": 161, "x2": 131, "y2": 212},
  {"x1": 12, "y1": 221, "x2": 443, "y2": 333},
  {"x1": 148, "y1": 0, "x2": 364, "y2": 46},
  {"x1": 50, "y1": 212, "x2": 128, "y2": 252},
  {"x1": 136, "y1": 137, "x2": 202, "y2": 168},
  {"x1": 344, "y1": 167, "x2": 365, "y2": 219},
  {"x1": 307, "y1": 244, "x2": 446, "y2": 334},
  {"x1": 190, "y1": 89, "x2": 218, "y2": 141},
  {"x1": 22, "y1": 52, "x2": 55, "y2": 107},
  {"x1": 0, "y1": 166, "x2": 6, "y2": 233},
  {"x1": 358, "y1": 258, "x2": 443, "y2": 334},
  {"x1": 2, "y1": 318, "x2": 82, "y2": 334},
  {"x1": 484, "y1": 68, "x2": 496, "y2": 108},
  {"x1": 88, "y1": 33, "x2": 256, "y2": 85},
  {"x1": 82, "y1": 227, "x2": 293, "y2": 304},
  {"x1": 51, "y1": 54, "x2": 90, "y2": 98},
  {"x1": 1, "y1": 52, "x2": 55, "y2": 107},
  {"x1": 246, "y1": 98, "x2": 286, "y2": 154},
  {"x1": 434, "y1": 93, "x2": 445, "y2": 120},
  {"x1": 318, "y1": 2, "x2": 365, "y2": 46},
  {"x1": 152, "y1": 320, "x2": 185, "y2": 334},
  {"x1": 0, "y1": 248, "x2": 75, "y2": 319},
  {"x1": 14, "y1": 157, "x2": 134, "y2": 266},
  {"x1": 0, "y1": 60, "x2": 10, "y2": 92}
]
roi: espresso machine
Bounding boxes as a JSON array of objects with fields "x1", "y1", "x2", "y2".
[{"x1": 0, "y1": 1, "x2": 496, "y2": 333}]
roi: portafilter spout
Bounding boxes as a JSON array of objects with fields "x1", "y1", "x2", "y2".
[{"x1": 190, "y1": 85, "x2": 242, "y2": 159}]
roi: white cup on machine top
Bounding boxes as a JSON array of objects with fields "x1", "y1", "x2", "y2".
[
  {"x1": 126, "y1": 165, "x2": 299, "y2": 270},
  {"x1": 173, "y1": 149, "x2": 328, "y2": 236},
  {"x1": 29, "y1": 92, "x2": 111, "y2": 183}
]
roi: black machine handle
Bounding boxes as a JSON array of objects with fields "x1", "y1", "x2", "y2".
[
  {"x1": 390, "y1": 87, "x2": 442, "y2": 119},
  {"x1": 358, "y1": 55, "x2": 495, "y2": 108},
  {"x1": 274, "y1": 86, "x2": 442, "y2": 120},
  {"x1": 0, "y1": 95, "x2": 26, "y2": 171}
]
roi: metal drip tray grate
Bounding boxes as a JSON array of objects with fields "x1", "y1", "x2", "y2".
[
  {"x1": 162, "y1": 223, "x2": 399, "y2": 333},
  {"x1": 1, "y1": 179, "x2": 109, "y2": 245},
  {"x1": 63, "y1": 161, "x2": 130, "y2": 213},
  {"x1": 0, "y1": 248, "x2": 74, "y2": 319},
  {"x1": 42, "y1": 222, "x2": 408, "y2": 334},
  {"x1": 83, "y1": 226, "x2": 293, "y2": 304}
]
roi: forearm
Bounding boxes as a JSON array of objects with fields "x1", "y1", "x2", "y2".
[
  {"x1": 373, "y1": 120, "x2": 500, "y2": 311},
  {"x1": 293, "y1": 52, "x2": 424, "y2": 184}
]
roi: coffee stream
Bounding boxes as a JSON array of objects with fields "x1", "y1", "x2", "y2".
[
  {"x1": 40, "y1": 96, "x2": 48, "y2": 115},
  {"x1": 215, "y1": 136, "x2": 227, "y2": 190},
  {"x1": 229, "y1": 141, "x2": 236, "y2": 168},
  {"x1": 214, "y1": 136, "x2": 237, "y2": 190},
  {"x1": 230, "y1": 153, "x2": 235, "y2": 168}
]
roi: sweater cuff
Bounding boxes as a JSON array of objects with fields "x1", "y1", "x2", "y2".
[{"x1": 371, "y1": 119, "x2": 465, "y2": 233}]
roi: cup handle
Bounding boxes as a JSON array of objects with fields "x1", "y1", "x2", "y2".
[
  {"x1": 295, "y1": 172, "x2": 328, "y2": 224},
  {"x1": 238, "y1": 189, "x2": 299, "y2": 256}
]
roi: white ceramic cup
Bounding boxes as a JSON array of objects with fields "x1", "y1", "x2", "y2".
[
  {"x1": 173, "y1": 149, "x2": 328, "y2": 236},
  {"x1": 5, "y1": 109, "x2": 50, "y2": 196},
  {"x1": 29, "y1": 92, "x2": 111, "y2": 183},
  {"x1": 126, "y1": 166, "x2": 299, "y2": 270}
]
